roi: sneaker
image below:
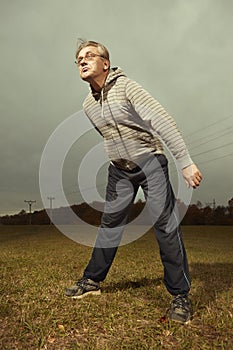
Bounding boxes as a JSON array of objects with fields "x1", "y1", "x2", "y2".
[
  {"x1": 65, "y1": 277, "x2": 101, "y2": 299},
  {"x1": 168, "y1": 294, "x2": 192, "y2": 324}
]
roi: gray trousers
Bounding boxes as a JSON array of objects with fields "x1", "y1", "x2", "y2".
[{"x1": 84, "y1": 154, "x2": 191, "y2": 296}]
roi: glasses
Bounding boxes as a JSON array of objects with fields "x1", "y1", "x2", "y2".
[{"x1": 75, "y1": 52, "x2": 104, "y2": 66}]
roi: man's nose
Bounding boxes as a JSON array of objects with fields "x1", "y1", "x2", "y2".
[
  {"x1": 80, "y1": 61, "x2": 87, "y2": 66},
  {"x1": 80, "y1": 57, "x2": 88, "y2": 66}
]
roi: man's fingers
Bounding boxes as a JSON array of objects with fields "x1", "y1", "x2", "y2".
[
  {"x1": 195, "y1": 171, "x2": 202, "y2": 181},
  {"x1": 182, "y1": 164, "x2": 203, "y2": 189},
  {"x1": 190, "y1": 173, "x2": 202, "y2": 188}
]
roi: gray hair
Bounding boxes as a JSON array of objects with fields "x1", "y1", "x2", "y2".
[{"x1": 75, "y1": 39, "x2": 110, "y2": 61}]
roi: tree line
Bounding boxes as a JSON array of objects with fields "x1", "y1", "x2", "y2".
[{"x1": 1, "y1": 198, "x2": 232, "y2": 226}]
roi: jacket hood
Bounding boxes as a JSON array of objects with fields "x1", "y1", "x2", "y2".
[
  {"x1": 90, "y1": 67, "x2": 126, "y2": 97},
  {"x1": 105, "y1": 67, "x2": 126, "y2": 85}
]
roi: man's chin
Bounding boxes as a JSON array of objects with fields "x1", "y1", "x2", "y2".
[{"x1": 81, "y1": 74, "x2": 90, "y2": 82}]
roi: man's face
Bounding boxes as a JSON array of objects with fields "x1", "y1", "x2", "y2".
[{"x1": 77, "y1": 46, "x2": 109, "y2": 82}]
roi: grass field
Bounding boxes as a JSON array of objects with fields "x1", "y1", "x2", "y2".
[{"x1": 0, "y1": 225, "x2": 232, "y2": 349}]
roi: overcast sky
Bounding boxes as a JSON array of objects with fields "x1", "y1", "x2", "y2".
[{"x1": 0, "y1": 0, "x2": 233, "y2": 215}]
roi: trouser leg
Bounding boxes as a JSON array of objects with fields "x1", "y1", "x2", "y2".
[
  {"x1": 84, "y1": 164, "x2": 138, "y2": 282},
  {"x1": 141, "y1": 155, "x2": 191, "y2": 296}
]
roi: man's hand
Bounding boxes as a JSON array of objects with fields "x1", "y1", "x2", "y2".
[{"x1": 182, "y1": 163, "x2": 202, "y2": 189}]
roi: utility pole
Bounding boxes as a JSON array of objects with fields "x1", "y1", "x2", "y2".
[
  {"x1": 213, "y1": 198, "x2": 216, "y2": 210},
  {"x1": 205, "y1": 199, "x2": 216, "y2": 210},
  {"x1": 24, "y1": 200, "x2": 36, "y2": 225},
  {"x1": 47, "y1": 197, "x2": 55, "y2": 224}
]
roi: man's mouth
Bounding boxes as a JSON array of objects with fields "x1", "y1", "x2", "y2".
[{"x1": 82, "y1": 67, "x2": 88, "y2": 73}]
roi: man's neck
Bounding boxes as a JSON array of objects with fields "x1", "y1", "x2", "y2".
[{"x1": 89, "y1": 72, "x2": 109, "y2": 92}]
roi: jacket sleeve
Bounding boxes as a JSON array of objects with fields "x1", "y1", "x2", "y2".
[{"x1": 125, "y1": 79, "x2": 193, "y2": 169}]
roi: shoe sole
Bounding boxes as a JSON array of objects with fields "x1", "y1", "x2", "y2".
[
  {"x1": 69, "y1": 289, "x2": 101, "y2": 299},
  {"x1": 169, "y1": 315, "x2": 192, "y2": 324}
]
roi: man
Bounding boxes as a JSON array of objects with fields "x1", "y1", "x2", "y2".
[{"x1": 65, "y1": 40, "x2": 202, "y2": 324}]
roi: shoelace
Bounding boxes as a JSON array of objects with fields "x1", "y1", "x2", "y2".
[
  {"x1": 77, "y1": 277, "x2": 87, "y2": 287},
  {"x1": 172, "y1": 295, "x2": 190, "y2": 311},
  {"x1": 77, "y1": 278, "x2": 97, "y2": 288}
]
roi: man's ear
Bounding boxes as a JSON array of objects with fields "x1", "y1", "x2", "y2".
[{"x1": 104, "y1": 60, "x2": 110, "y2": 71}]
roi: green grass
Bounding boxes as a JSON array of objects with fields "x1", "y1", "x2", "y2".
[{"x1": 0, "y1": 225, "x2": 232, "y2": 349}]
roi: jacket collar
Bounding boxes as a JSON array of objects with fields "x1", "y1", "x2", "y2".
[{"x1": 90, "y1": 67, "x2": 126, "y2": 98}]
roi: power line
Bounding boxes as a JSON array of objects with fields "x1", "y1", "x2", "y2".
[
  {"x1": 41, "y1": 114, "x2": 233, "y2": 198},
  {"x1": 192, "y1": 141, "x2": 233, "y2": 158},
  {"x1": 164, "y1": 152, "x2": 233, "y2": 175},
  {"x1": 185, "y1": 113, "x2": 233, "y2": 139},
  {"x1": 50, "y1": 144, "x2": 233, "y2": 197},
  {"x1": 48, "y1": 142, "x2": 233, "y2": 197},
  {"x1": 188, "y1": 127, "x2": 233, "y2": 150},
  {"x1": 196, "y1": 152, "x2": 233, "y2": 165}
]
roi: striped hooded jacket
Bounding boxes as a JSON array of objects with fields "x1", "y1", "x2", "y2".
[{"x1": 83, "y1": 67, "x2": 193, "y2": 170}]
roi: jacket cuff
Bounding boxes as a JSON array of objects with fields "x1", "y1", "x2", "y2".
[{"x1": 177, "y1": 154, "x2": 193, "y2": 169}]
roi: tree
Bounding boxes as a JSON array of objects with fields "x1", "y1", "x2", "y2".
[
  {"x1": 18, "y1": 209, "x2": 26, "y2": 216},
  {"x1": 196, "y1": 200, "x2": 203, "y2": 209}
]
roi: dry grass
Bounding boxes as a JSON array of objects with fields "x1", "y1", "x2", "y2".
[{"x1": 0, "y1": 225, "x2": 232, "y2": 349}]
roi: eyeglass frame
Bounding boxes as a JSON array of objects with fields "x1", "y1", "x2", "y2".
[{"x1": 75, "y1": 52, "x2": 106, "y2": 66}]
